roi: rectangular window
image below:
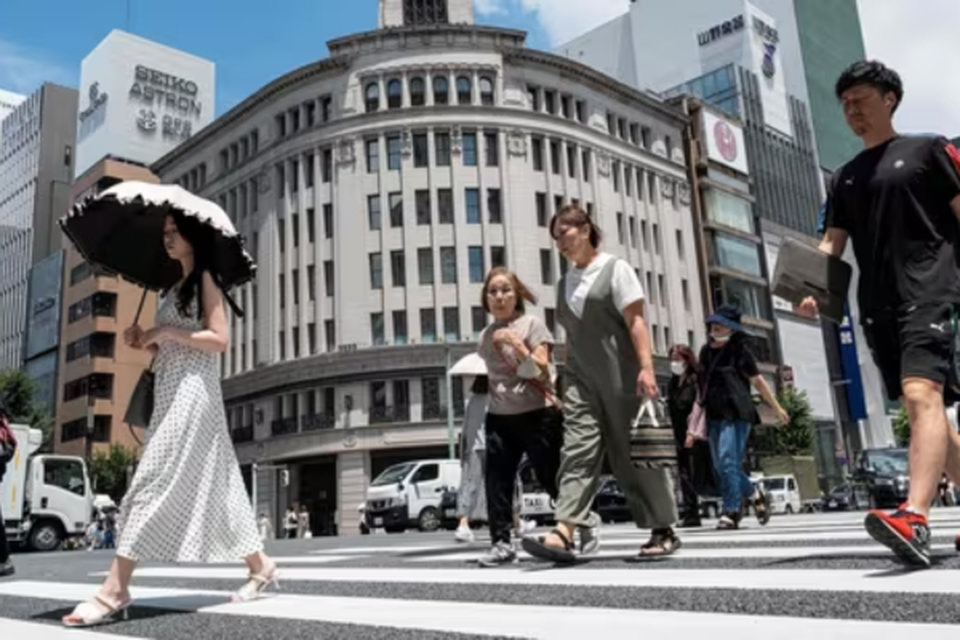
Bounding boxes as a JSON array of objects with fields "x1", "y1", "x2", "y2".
[
  {"x1": 323, "y1": 203, "x2": 333, "y2": 238},
  {"x1": 413, "y1": 133, "x2": 429, "y2": 167},
  {"x1": 462, "y1": 132, "x2": 478, "y2": 166},
  {"x1": 387, "y1": 134, "x2": 402, "y2": 170},
  {"x1": 544, "y1": 308, "x2": 556, "y2": 335},
  {"x1": 465, "y1": 188, "x2": 480, "y2": 224},
  {"x1": 468, "y1": 246, "x2": 485, "y2": 283},
  {"x1": 392, "y1": 310, "x2": 408, "y2": 345},
  {"x1": 415, "y1": 190, "x2": 431, "y2": 225},
  {"x1": 549, "y1": 140, "x2": 561, "y2": 174},
  {"x1": 443, "y1": 307, "x2": 460, "y2": 342},
  {"x1": 676, "y1": 229, "x2": 685, "y2": 260},
  {"x1": 487, "y1": 189, "x2": 502, "y2": 224},
  {"x1": 418, "y1": 248, "x2": 434, "y2": 285},
  {"x1": 371, "y1": 313, "x2": 385, "y2": 346},
  {"x1": 712, "y1": 232, "x2": 763, "y2": 277},
  {"x1": 484, "y1": 132, "x2": 499, "y2": 166},
  {"x1": 389, "y1": 192, "x2": 403, "y2": 227},
  {"x1": 704, "y1": 188, "x2": 755, "y2": 234},
  {"x1": 435, "y1": 131, "x2": 451, "y2": 166},
  {"x1": 539, "y1": 249, "x2": 553, "y2": 284},
  {"x1": 535, "y1": 192, "x2": 547, "y2": 227},
  {"x1": 682, "y1": 278, "x2": 691, "y2": 311},
  {"x1": 292, "y1": 268, "x2": 300, "y2": 306},
  {"x1": 324, "y1": 260, "x2": 334, "y2": 297},
  {"x1": 307, "y1": 265, "x2": 316, "y2": 301},
  {"x1": 490, "y1": 245, "x2": 506, "y2": 268},
  {"x1": 365, "y1": 138, "x2": 379, "y2": 173},
  {"x1": 391, "y1": 250, "x2": 406, "y2": 287},
  {"x1": 471, "y1": 306, "x2": 486, "y2": 339},
  {"x1": 440, "y1": 246, "x2": 457, "y2": 284},
  {"x1": 437, "y1": 188, "x2": 454, "y2": 224},
  {"x1": 368, "y1": 194, "x2": 381, "y2": 230},
  {"x1": 531, "y1": 136, "x2": 544, "y2": 171},
  {"x1": 325, "y1": 319, "x2": 336, "y2": 351},
  {"x1": 420, "y1": 308, "x2": 437, "y2": 343},
  {"x1": 306, "y1": 207, "x2": 316, "y2": 243},
  {"x1": 369, "y1": 253, "x2": 383, "y2": 289}
]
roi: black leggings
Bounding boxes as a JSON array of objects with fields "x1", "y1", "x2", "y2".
[
  {"x1": 0, "y1": 505, "x2": 9, "y2": 563},
  {"x1": 485, "y1": 407, "x2": 562, "y2": 544}
]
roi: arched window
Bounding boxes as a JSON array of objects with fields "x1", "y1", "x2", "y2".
[
  {"x1": 456, "y1": 76, "x2": 472, "y2": 105},
  {"x1": 410, "y1": 77, "x2": 426, "y2": 107},
  {"x1": 365, "y1": 82, "x2": 380, "y2": 113},
  {"x1": 387, "y1": 79, "x2": 403, "y2": 109},
  {"x1": 479, "y1": 76, "x2": 494, "y2": 106},
  {"x1": 433, "y1": 76, "x2": 449, "y2": 105}
]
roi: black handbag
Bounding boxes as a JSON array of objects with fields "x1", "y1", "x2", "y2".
[
  {"x1": 124, "y1": 369, "x2": 155, "y2": 430},
  {"x1": 124, "y1": 289, "x2": 154, "y2": 440}
]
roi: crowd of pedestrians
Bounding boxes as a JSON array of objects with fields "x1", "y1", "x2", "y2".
[{"x1": 0, "y1": 58, "x2": 957, "y2": 631}]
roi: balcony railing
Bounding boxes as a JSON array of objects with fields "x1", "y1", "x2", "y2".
[
  {"x1": 369, "y1": 404, "x2": 411, "y2": 425},
  {"x1": 421, "y1": 402, "x2": 464, "y2": 421},
  {"x1": 270, "y1": 417, "x2": 299, "y2": 437},
  {"x1": 302, "y1": 413, "x2": 336, "y2": 432},
  {"x1": 231, "y1": 424, "x2": 254, "y2": 444}
]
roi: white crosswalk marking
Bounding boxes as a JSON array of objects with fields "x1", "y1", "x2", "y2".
[{"x1": 2, "y1": 509, "x2": 960, "y2": 638}]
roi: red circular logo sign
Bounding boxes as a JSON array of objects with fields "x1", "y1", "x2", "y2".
[{"x1": 714, "y1": 120, "x2": 738, "y2": 162}]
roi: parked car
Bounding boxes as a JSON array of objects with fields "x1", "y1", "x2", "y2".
[
  {"x1": 821, "y1": 484, "x2": 858, "y2": 512},
  {"x1": 851, "y1": 447, "x2": 909, "y2": 510}
]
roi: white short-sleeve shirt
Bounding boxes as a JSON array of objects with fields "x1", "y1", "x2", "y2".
[{"x1": 564, "y1": 252, "x2": 645, "y2": 319}]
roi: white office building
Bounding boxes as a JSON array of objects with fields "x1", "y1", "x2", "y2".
[{"x1": 151, "y1": 0, "x2": 706, "y2": 535}]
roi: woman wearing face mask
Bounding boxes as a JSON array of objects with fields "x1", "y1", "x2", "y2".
[
  {"x1": 667, "y1": 344, "x2": 704, "y2": 528},
  {"x1": 475, "y1": 267, "x2": 562, "y2": 567},
  {"x1": 524, "y1": 205, "x2": 680, "y2": 563},
  {"x1": 696, "y1": 304, "x2": 789, "y2": 530}
]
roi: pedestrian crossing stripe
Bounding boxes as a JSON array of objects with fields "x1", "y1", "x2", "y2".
[
  {"x1": 77, "y1": 565, "x2": 960, "y2": 595},
  {"x1": 2, "y1": 580, "x2": 960, "y2": 640},
  {"x1": 0, "y1": 617, "x2": 141, "y2": 639}
]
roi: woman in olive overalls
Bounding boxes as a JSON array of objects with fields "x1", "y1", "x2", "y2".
[{"x1": 524, "y1": 205, "x2": 680, "y2": 562}]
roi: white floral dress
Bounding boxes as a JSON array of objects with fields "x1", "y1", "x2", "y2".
[{"x1": 116, "y1": 289, "x2": 261, "y2": 563}]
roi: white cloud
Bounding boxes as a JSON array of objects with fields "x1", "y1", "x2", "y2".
[
  {"x1": 0, "y1": 39, "x2": 75, "y2": 95},
  {"x1": 857, "y1": 0, "x2": 960, "y2": 137},
  {"x1": 510, "y1": 0, "x2": 630, "y2": 45},
  {"x1": 474, "y1": 0, "x2": 509, "y2": 16}
]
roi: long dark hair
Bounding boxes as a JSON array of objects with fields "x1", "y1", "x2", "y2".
[
  {"x1": 166, "y1": 210, "x2": 216, "y2": 319},
  {"x1": 669, "y1": 344, "x2": 700, "y2": 381},
  {"x1": 549, "y1": 204, "x2": 602, "y2": 248}
]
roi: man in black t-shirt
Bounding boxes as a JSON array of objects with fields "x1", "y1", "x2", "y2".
[{"x1": 799, "y1": 60, "x2": 960, "y2": 566}]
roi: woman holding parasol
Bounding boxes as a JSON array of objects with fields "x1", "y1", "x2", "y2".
[{"x1": 59, "y1": 182, "x2": 276, "y2": 628}]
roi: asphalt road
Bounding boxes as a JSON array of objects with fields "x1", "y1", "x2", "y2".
[{"x1": 3, "y1": 509, "x2": 960, "y2": 639}]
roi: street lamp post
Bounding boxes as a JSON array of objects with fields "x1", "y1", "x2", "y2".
[{"x1": 445, "y1": 344, "x2": 455, "y2": 459}]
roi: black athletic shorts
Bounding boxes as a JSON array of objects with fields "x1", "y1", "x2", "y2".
[{"x1": 861, "y1": 302, "x2": 960, "y2": 403}]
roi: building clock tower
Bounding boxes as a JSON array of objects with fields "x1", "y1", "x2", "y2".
[{"x1": 379, "y1": 0, "x2": 474, "y2": 28}]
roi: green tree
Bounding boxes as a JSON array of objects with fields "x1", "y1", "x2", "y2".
[
  {"x1": 892, "y1": 406, "x2": 910, "y2": 447},
  {"x1": 769, "y1": 386, "x2": 815, "y2": 456},
  {"x1": 90, "y1": 444, "x2": 138, "y2": 501},
  {"x1": 0, "y1": 369, "x2": 53, "y2": 452}
]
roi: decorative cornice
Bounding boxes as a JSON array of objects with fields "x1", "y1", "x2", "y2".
[
  {"x1": 501, "y1": 48, "x2": 688, "y2": 126},
  {"x1": 362, "y1": 63, "x2": 500, "y2": 79},
  {"x1": 152, "y1": 56, "x2": 350, "y2": 172}
]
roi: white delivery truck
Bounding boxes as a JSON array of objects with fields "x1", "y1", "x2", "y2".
[
  {"x1": 364, "y1": 459, "x2": 461, "y2": 533},
  {"x1": 1, "y1": 424, "x2": 94, "y2": 551}
]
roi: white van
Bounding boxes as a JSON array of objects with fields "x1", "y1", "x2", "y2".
[
  {"x1": 757, "y1": 474, "x2": 802, "y2": 515},
  {"x1": 364, "y1": 459, "x2": 461, "y2": 533}
]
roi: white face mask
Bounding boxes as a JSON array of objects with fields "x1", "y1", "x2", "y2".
[
  {"x1": 670, "y1": 361, "x2": 686, "y2": 376},
  {"x1": 711, "y1": 331, "x2": 732, "y2": 343}
]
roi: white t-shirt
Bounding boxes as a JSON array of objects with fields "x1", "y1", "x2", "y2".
[{"x1": 564, "y1": 252, "x2": 645, "y2": 319}]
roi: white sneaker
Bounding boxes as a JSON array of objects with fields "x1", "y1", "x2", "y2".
[{"x1": 454, "y1": 526, "x2": 475, "y2": 543}]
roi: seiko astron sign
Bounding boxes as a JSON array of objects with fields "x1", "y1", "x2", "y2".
[{"x1": 74, "y1": 29, "x2": 215, "y2": 178}]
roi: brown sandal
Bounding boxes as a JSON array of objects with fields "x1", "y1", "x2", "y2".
[{"x1": 638, "y1": 528, "x2": 682, "y2": 558}]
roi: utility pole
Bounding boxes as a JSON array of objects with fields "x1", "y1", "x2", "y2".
[{"x1": 445, "y1": 344, "x2": 455, "y2": 459}]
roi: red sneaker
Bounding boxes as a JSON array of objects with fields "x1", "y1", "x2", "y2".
[{"x1": 864, "y1": 505, "x2": 931, "y2": 566}]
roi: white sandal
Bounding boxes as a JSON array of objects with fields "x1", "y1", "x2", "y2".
[
  {"x1": 62, "y1": 594, "x2": 131, "y2": 628},
  {"x1": 230, "y1": 568, "x2": 281, "y2": 602}
]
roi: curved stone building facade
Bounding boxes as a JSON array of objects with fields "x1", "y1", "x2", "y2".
[{"x1": 151, "y1": 0, "x2": 704, "y2": 534}]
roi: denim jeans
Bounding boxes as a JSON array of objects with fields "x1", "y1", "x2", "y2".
[{"x1": 707, "y1": 420, "x2": 755, "y2": 514}]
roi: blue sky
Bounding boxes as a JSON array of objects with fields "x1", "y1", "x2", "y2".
[{"x1": 0, "y1": 0, "x2": 551, "y2": 115}]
